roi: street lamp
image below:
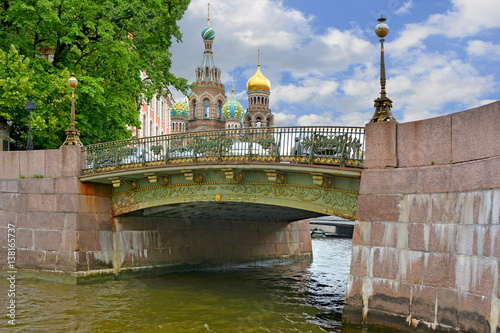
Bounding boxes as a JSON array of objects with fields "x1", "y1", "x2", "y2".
[
  {"x1": 24, "y1": 100, "x2": 36, "y2": 150},
  {"x1": 370, "y1": 16, "x2": 397, "y2": 123},
  {"x1": 62, "y1": 73, "x2": 82, "y2": 146}
]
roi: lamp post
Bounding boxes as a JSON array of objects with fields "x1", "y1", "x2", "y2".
[
  {"x1": 62, "y1": 74, "x2": 82, "y2": 146},
  {"x1": 370, "y1": 16, "x2": 397, "y2": 123},
  {"x1": 24, "y1": 100, "x2": 36, "y2": 150}
]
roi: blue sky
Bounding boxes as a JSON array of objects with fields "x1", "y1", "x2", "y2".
[{"x1": 170, "y1": 0, "x2": 499, "y2": 127}]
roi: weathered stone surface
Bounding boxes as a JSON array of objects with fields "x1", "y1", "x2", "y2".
[
  {"x1": 18, "y1": 178, "x2": 55, "y2": 194},
  {"x1": 350, "y1": 245, "x2": 369, "y2": 277},
  {"x1": 452, "y1": 101, "x2": 500, "y2": 164},
  {"x1": 397, "y1": 114, "x2": 452, "y2": 168},
  {"x1": 398, "y1": 250, "x2": 424, "y2": 285},
  {"x1": 411, "y1": 285, "x2": 437, "y2": 323},
  {"x1": 0, "y1": 151, "x2": 21, "y2": 179},
  {"x1": 369, "y1": 279, "x2": 411, "y2": 316},
  {"x1": 35, "y1": 230, "x2": 61, "y2": 251},
  {"x1": 359, "y1": 168, "x2": 418, "y2": 195},
  {"x1": 60, "y1": 145, "x2": 84, "y2": 177},
  {"x1": 371, "y1": 247, "x2": 398, "y2": 280},
  {"x1": 0, "y1": 180, "x2": 19, "y2": 193},
  {"x1": 363, "y1": 121, "x2": 397, "y2": 169},
  {"x1": 451, "y1": 160, "x2": 485, "y2": 192},
  {"x1": 356, "y1": 194, "x2": 403, "y2": 222},
  {"x1": 428, "y1": 224, "x2": 456, "y2": 253},
  {"x1": 348, "y1": 103, "x2": 500, "y2": 332},
  {"x1": 16, "y1": 228, "x2": 33, "y2": 250},
  {"x1": 44, "y1": 149, "x2": 62, "y2": 178},
  {"x1": 423, "y1": 253, "x2": 452, "y2": 288},
  {"x1": 416, "y1": 165, "x2": 452, "y2": 193},
  {"x1": 408, "y1": 223, "x2": 429, "y2": 252},
  {"x1": 483, "y1": 157, "x2": 500, "y2": 189},
  {"x1": 458, "y1": 292, "x2": 491, "y2": 333},
  {"x1": 27, "y1": 193, "x2": 58, "y2": 212},
  {"x1": 352, "y1": 221, "x2": 370, "y2": 246},
  {"x1": 437, "y1": 288, "x2": 459, "y2": 328},
  {"x1": 24, "y1": 211, "x2": 68, "y2": 230},
  {"x1": 408, "y1": 194, "x2": 430, "y2": 223},
  {"x1": 19, "y1": 150, "x2": 46, "y2": 178}
]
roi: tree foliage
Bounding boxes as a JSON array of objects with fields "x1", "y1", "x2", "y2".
[{"x1": 0, "y1": 0, "x2": 191, "y2": 149}]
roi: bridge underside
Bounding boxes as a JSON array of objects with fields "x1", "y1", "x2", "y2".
[{"x1": 128, "y1": 202, "x2": 324, "y2": 222}]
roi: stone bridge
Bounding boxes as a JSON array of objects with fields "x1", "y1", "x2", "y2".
[
  {"x1": 1, "y1": 102, "x2": 499, "y2": 332},
  {"x1": 0, "y1": 126, "x2": 364, "y2": 284}
]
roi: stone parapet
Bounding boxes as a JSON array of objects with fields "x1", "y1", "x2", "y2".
[{"x1": 346, "y1": 101, "x2": 500, "y2": 332}]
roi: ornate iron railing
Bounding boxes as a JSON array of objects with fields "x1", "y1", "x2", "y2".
[{"x1": 81, "y1": 127, "x2": 365, "y2": 175}]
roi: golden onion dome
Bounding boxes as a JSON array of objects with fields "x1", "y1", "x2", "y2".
[{"x1": 246, "y1": 64, "x2": 271, "y2": 92}]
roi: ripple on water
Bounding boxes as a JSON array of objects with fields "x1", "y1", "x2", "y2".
[{"x1": 1, "y1": 238, "x2": 403, "y2": 332}]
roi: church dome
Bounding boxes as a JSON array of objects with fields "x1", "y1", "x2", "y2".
[
  {"x1": 246, "y1": 64, "x2": 271, "y2": 92},
  {"x1": 201, "y1": 25, "x2": 215, "y2": 40},
  {"x1": 222, "y1": 89, "x2": 244, "y2": 119},
  {"x1": 172, "y1": 101, "x2": 188, "y2": 117}
]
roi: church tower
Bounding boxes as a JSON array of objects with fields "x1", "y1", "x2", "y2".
[
  {"x1": 188, "y1": 4, "x2": 227, "y2": 132},
  {"x1": 244, "y1": 49, "x2": 274, "y2": 128}
]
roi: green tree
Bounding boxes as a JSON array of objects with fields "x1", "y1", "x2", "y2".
[{"x1": 0, "y1": 0, "x2": 191, "y2": 149}]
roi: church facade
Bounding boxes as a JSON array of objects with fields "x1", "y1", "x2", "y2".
[{"x1": 172, "y1": 10, "x2": 274, "y2": 133}]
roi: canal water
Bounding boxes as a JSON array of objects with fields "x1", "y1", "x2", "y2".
[{"x1": 2, "y1": 238, "x2": 402, "y2": 332}]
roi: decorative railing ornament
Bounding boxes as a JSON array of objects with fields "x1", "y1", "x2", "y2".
[{"x1": 82, "y1": 126, "x2": 365, "y2": 175}]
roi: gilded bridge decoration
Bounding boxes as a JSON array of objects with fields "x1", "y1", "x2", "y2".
[
  {"x1": 81, "y1": 126, "x2": 365, "y2": 175},
  {"x1": 112, "y1": 178, "x2": 359, "y2": 220}
]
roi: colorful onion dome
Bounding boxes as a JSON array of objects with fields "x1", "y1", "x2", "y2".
[
  {"x1": 247, "y1": 63, "x2": 271, "y2": 92},
  {"x1": 171, "y1": 101, "x2": 188, "y2": 117},
  {"x1": 222, "y1": 89, "x2": 244, "y2": 119},
  {"x1": 201, "y1": 26, "x2": 215, "y2": 40}
]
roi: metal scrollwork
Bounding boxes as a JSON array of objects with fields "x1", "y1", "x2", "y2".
[{"x1": 82, "y1": 126, "x2": 365, "y2": 175}]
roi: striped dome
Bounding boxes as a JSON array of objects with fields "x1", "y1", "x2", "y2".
[
  {"x1": 171, "y1": 101, "x2": 188, "y2": 117},
  {"x1": 222, "y1": 89, "x2": 244, "y2": 119},
  {"x1": 201, "y1": 26, "x2": 215, "y2": 40}
]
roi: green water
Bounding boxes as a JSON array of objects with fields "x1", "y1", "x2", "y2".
[{"x1": 2, "y1": 238, "x2": 402, "y2": 332}]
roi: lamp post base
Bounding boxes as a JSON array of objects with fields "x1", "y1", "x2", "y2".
[
  {"x1": 370, "y1": 97, "x2": 397, "y2": 123},
  {"x1": 62, "y1": 128, "x2": 83, "y2": 146}
]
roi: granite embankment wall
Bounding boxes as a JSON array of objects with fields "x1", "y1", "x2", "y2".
[
  {"x1": 0, "y1": 146, "x2": 311, "y2": 283},
  {"x1": 344, "y1": 101, "x2": 500, "y2": 332}
]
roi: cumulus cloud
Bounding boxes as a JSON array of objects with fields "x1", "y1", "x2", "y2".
[
  {"x1": 392, "y1": 0, "x2": 500, "y2": 55},
  {"x1": 467, "y1": 40, "x2": 500, "y2": 58},
  {"x1": 273, "y1": 112, "x2": 297, "y2": 127},
  {"x1": 169, "y1": 0, "x2": 499, "y2": 127}
]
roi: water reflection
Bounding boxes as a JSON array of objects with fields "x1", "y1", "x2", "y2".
[{"x1": 1, "y1": 238, "x2": 402, "y2": 332}]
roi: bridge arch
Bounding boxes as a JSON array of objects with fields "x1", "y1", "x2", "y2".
[{"x1": 96, "y1": 164, "x2": 361, "y2": 220}]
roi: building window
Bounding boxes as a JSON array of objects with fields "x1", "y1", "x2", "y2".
[
  {"x1": 161, "y1": 101, "x2": 164, "y2": 121},
  {"x1": 192, "y1": 100, "x2": 196, "y2": 118},
  {"x1": 217, "y1": 100, "x2": 222, "y2": 119},
  {"x1": 204, "y1": 99, "x2": 209, "y2": 118},
  {"x1": 150, "y1": 120, "x2": 153, "y2": 136}
]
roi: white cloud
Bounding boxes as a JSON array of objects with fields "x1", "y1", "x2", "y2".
[
  {"x1": 392, "y1": 0, "x2": 500, "y2": 55},
  {"x1": 467, "y1": 40, "x2": 500, "y2": 58},
  {"x1": 273, "y1": 112, "x2": 296, "y2": 127},
  {"x1": 394, "y1": 1, "x2": 413, "y2": 15},
  {"x1": 297, "y1": 113, "x2": 335, "y2": 127}
]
